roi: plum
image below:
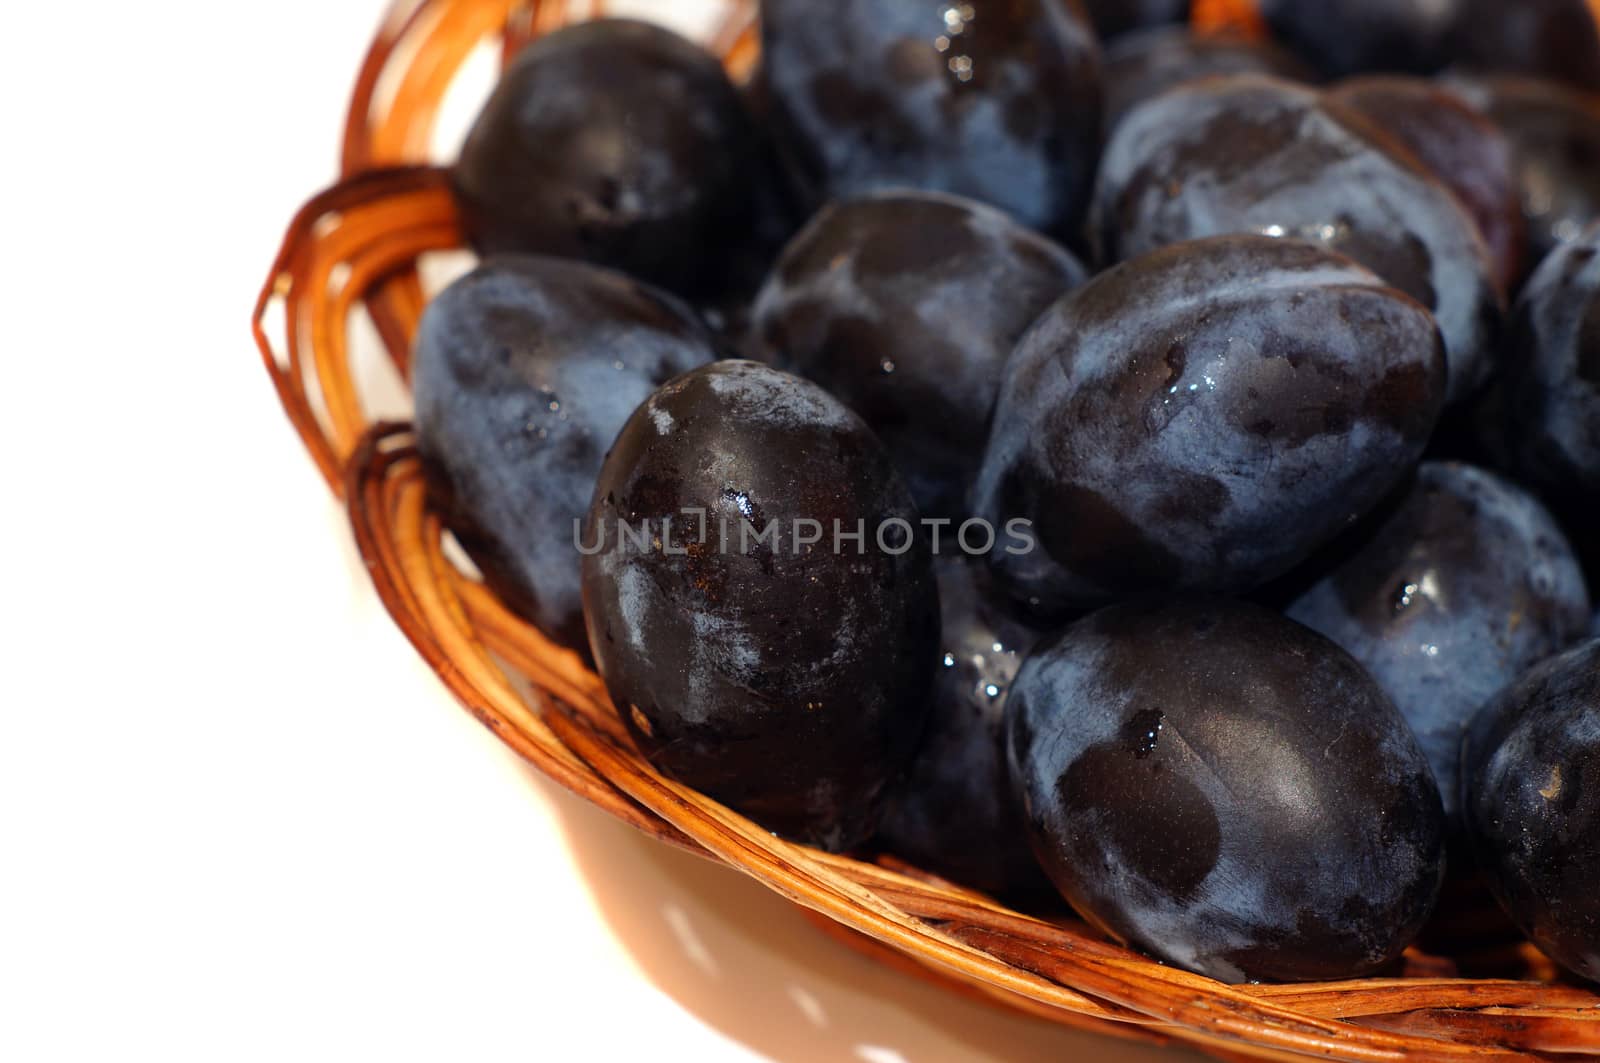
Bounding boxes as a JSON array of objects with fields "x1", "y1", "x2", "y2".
[
  {"x1": 1329, "y1": 77, "x2": 1525, "y2": 295},
  {"x1": 1448, "y1": 76, "x2": 1600, "y2": 276},
  {"x1": 753, "y1": 190, "x2": 1085, "y2": 519},
  {"x1": 1257, "y1": 0, "x2": 1463, "y2": 78},
  {"x1": 876, "y1": 557, "x2": 1053, "y2": 898},
  {"x1": 1007, "y1": 597, "x2": 1446, "y2": 983},
  {"x1": 1288, "y1": 462, "x2": 1591, "y2": 821},
  {"x1": 758, "y1": 0, "x2": 1104, "y2": 238},
  {"x1": 1093, "y1": 75, "x2": 1503, "y2": 402},
  {"x1": 1497, "y1": 223, "x2": 1600, "y2": 551},
  {"x1": 1449, "y1": 0, "x2": 1600, "y2": 94},
  {"x1": 1080, "y1": 0, "x2": 1190, "y2": 41},
  {"x1": 413, "y1": 256, "x2": 716, "y2": 650},
  {"x1": 581, "y1": 361, "x2": 939, "y2": 851},
  {"x1": 972, "y1": 234, "x2": 1446, "y2": 615},
  {"x1": 1104, "y1": 26, "x2": 1315, "y2": 130},
  {"x1": 454, "y1": 19, "x2": 773, "y2": 301},
  {"x1": 1463, "y1": 638, "x2": 1600, "y2": 983}
]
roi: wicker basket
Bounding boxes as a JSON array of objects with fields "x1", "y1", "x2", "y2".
[{"x1": 253, "y1": 1, "x2": 1600, "y2": 1057}]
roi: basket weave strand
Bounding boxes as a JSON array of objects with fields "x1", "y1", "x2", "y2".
[{"x1": 252, "y1": 1, "x2": 1600, "y2": 1057}]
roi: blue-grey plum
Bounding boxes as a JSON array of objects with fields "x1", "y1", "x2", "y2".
[
  {"x1": 1500, "y1": 223, "x2": 1600, "y2": 534},
  {"x1": 758, "y1": 0, "x2": 1104, "y2": 239},
  {"x1": 414, "y1": 256, "x2": 716, "y2": 650},
  {"x1": 1448, "y1": 0, "x2": 1600, "y2": 94},
  {"x1": 1007, "y1": 597, "x2": 1446, "y2": 983},
  {"x1": 876, "y1": 557, "x2": 1053, "y2": 899},
  {"x1": 1463, "y1": 638, "x2": 1600, "y2": 983},
  {"x1": 1104, "y1": 26, "x2": 1315, "y2": 130},
  {"x1": 1080, "y1": 0, "x2": 1189, "y2": 41},
  {"x1": 972, "y1": 235, "x2": 1446, "y2": 615},
  {"x1": 453, "y1": 20, "x2": 773, "y2": 301},
  {"x1": 1448, "y1": 75, "x2": 1600, "y2": 271},
  {"x1": 1093, "y1": 75, "x2": 1503, "y2": 402},
  {"x1": 1288, "y1": 462, "x2": 1592, "y2": 821},
  {"x1": 1329, "y1": 77, "x2": 1525, "y2": 296},
  {"x1": 580, "y1": 361, "x2": 938, "y2": 851},
  {"x1": 753, "y1": 190, "x2": 1086, "y2": 519},
  {"x1": 1257, "y1": 0, "x2": 1464, "y2": 78}
]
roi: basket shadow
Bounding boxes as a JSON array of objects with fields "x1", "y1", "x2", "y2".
[{"x1": 522, "y1": 762, "x2": 1197, "y2": 1063}]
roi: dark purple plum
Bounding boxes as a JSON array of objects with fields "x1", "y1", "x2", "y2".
[
  {"x1": 1288, "y1": 462, "x2": 1592, "y2": 821},
  {"x1": 453, "y1": 19, "x2": 773, "y2": 301},
  {"x1": 876, "y1": 557, "x2": 1053, "y2": 899},
  {"x1": 1257, "y1": 0, "x2": 1464, "y2": 78},
  {"x1": 1329, "y1": 76, "x2": 1525, "y2": 295},
  {"x1": 753, "y1": 190, "x2": 1085, "y2": 519},
  {"x1": 1499, "y1": 223, "x2": 1600, "y2": 539},
  {"x1": 1080, "y1": 0, "x2": 1189, "y2": 41},
  {"x1": 413, "y1": 256, "x2": 716, "y2": 650},
  {"x1": 758, "y1": 0, "x2": 1104, "y2": 238},
  {"x1": 1104, "y1": 26, "x2": 1316, "y2": 129},
  {"x1": 1463, "y1": 638, "x2": 1600, "y2": 983},
  {"x1": 1093, "y1": 75, "x2": 1503, "y2": 402},
  {"x1": 972, "y1": 235, "x2": 1446, "y2": 615},
  {"x1": 1448, "y1": 75, "x2": 1600, "y2": 270},
  {"x1": 580, "y1": 361, "x2": 938, "y2": 851},
  {"x1": 1007, "y1": 597, "x2": 1446, "y2": 983},
  {"x1": 1448, "y1": 0, "x2": 1600, "y2": 93}
]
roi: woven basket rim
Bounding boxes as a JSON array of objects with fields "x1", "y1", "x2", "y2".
[{"x1": 251, "y1": 2, "x2": 1600, "y2": 1058}]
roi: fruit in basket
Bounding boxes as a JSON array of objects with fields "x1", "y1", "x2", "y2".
[
  {"x1": 1093, "y1": 75, "x2": 1502, "y2": 403},
  {"x1": 971, "y1": 234, "x2": 1445, "y2": 616},
  {"x1": 1447, "y1": 75, "x2": 1600, "y2": 277},
  {"x1": 758, "y1": 0, "x2": 1104, "y2": 238},
  {"x1": 1448, "y1": 0, "x2": 1600, "y2": 93},
  {"x1": 1463, "y1": 638, "x2": 1600, "y2": 983},
  {"x1": 876, "y1": 557, "x2": 1053, "y2": 899},
  {"x1": 413, "y1": 256, "x2": 717, "y2": 650},
  {"x1": 580, "y1": 360, "x2": 938, "y2": 851},
  {"x1": 453, "y1": 19, "x2": 771, "y2": 300},
  {"x1": 752, "y1": 190, "x2": 1085, "y2": 520},
  {"x1": 1104, "y1": 26, "x2": 1316, "y2": 130},
  {"x1": 1496, "y1": 223, "x2": 1600, "y2": 532},
  {"x1": 1080, "y1": 0, "x2": 1190, "y2": 41},
  {"x1": 1328, "y1": 77, "x2": 1524, "y2": 295},
  {"x1": 1257, "y1": 0, "x2": 1463, "y2": 78},
  {"x1": 1287, "y1": 462, "x2": 1591, "y2": 822},
  {"x1": 1007, "y1": 597, "x2": 1447, "y2": 983}
]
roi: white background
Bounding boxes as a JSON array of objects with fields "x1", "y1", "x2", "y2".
[{"x1": 0, "y1": 2, "x2": 1196, "y2": 1059}]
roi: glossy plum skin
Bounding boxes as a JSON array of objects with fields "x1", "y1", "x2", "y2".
[
  {"x1": 876, "y1": 558, "x2": 1053, "y2": 899},
  {"x1": 453, "y1": 20, "x2": 768, "y2": 300},
  {"x1": 1104, "y1": 27, "x2": 1315, "y2": 130},
  {"x1": 753, "y1": 190, "x2": 1085, "y2": 519},
  {"x1": 1007, "y1": 598, "x2": 1446, "y2": 983},
  {"x1": 1080, "y1": 0, "x2": 1189, "y2": 41},
  {"x1": 1449, "y1": 0, "x2": 1600, "y2": 94},
  {"x1": 1463, "y1": 639, "x2": 1600, "y2": 983},
  {"x1": 1329, "y1": 77, "x2": 1524, "y2": 295},
  {"x1": 972, "y1": 235, "x2": 1446, "y2": 615},
  {"x1": 413, "y1": 256, "x2": 716, "y2": 650},
  {"x1": 1499, "y1": 224, "x2": 1600, "y2": 527},
  {"x1": 1093, "y1": 76, "x2": 1502, "y2": 402},
  {"x1": 758, "y1": 0, "x2": 1104, "y2": 238},
  {"x1": 1258, "y1": 0, "x2": 1463, "y2": 78},
  {"x1": 580, "y1": 361, "x2": 938, "y2": 851},
  {"x1": 1288, "y1": 463, "x2": 1592, "y2": 822},
  {"x1": 1449, "y1": 76, "x2": 1600, "y2": 271}
]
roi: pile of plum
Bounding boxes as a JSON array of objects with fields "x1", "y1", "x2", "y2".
[{"x1": 413, "y1": 0, "x2": 1600, "y2": 985}]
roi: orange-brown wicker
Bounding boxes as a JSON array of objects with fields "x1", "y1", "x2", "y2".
[{"x1": 253, "y1": 2, "x2": 1600, "y2": 1058}]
